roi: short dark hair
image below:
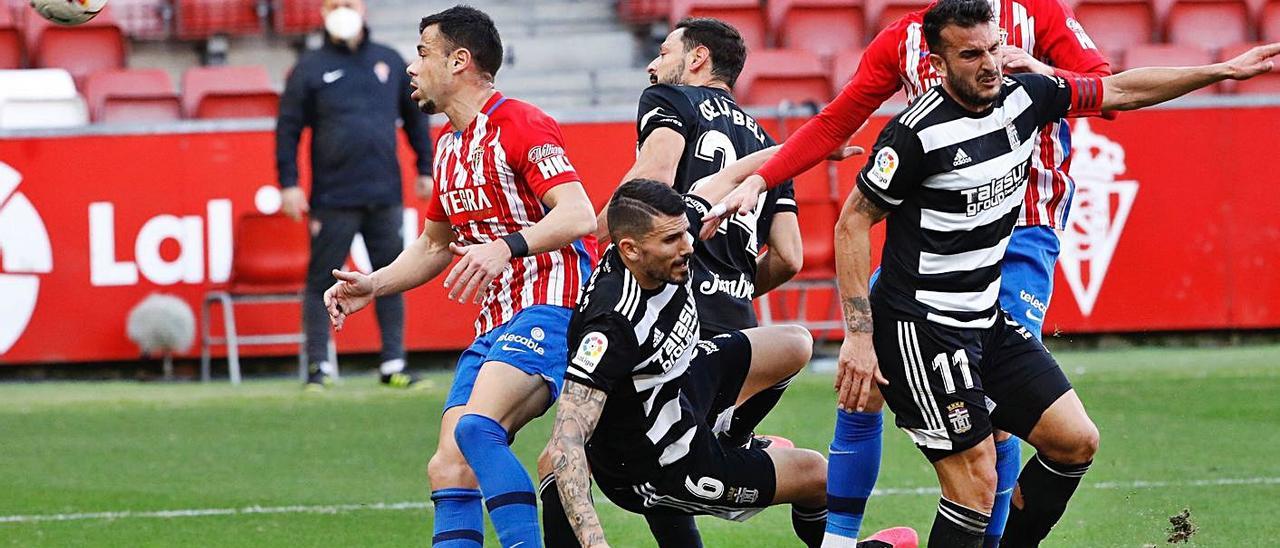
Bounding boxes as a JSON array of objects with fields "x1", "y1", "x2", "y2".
[
  {"x1": 607, "y1": 179, "x2": 686, "y2": 242},
  {"x1": 675, "y1": 17, "x2": 747, "y2": 89},
  {"x1": 419, "y1": 5, "x2": 503, "y2": 78},
  {"x1": 923, "y1": 0, "x2": 995, "y2": 54}
]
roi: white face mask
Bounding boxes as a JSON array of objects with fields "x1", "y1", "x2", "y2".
[{"x1": 325, "y1": 7, "x2": 362, "y2": 41}]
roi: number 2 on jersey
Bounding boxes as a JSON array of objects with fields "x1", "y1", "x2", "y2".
[{"x1": 690, "y1": 129, "x2": 766, "y2": 253}]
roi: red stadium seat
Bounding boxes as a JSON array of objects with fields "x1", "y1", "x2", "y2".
[
  {"x1": 84, "y1": 68, "x2": 181, "y2": 123},
  {"x1": 175, "y1": 0, "x2": 263, "y2": 40},
  {"x1": 1166, "y1": 0, "x2": 1251, "y2": 53},
  {"x1": 770, "y1": 0, "x2": 866, "y2": 56},
  {"x1": 1261, "y1": 0, "x2": 1280, "y2": 42},
  {"x1": 25, "y1": 7, "x2": 126, "y2": 87},
  {"x1": 272, "y1": 0, "x2": 321, "y2": 35},
  {"x1": 1221, "y1": 42, "x2": 1280, "y2": 93},
  {"x1": 0, "y1": 5, "x2": 21, "y2": 68},
  {"x1": 738, "y1": 48, "x2": 832, "y2": 106},
  {"x1": 1123, "y1": 43, "x2": 1219, "y2": 93},
  {"x1": 182, "y1": 65, "x2": 278, "y2": 119},
  {"x1": 797, "y1": 198, "x2": 838, "y2": 276},
  {"x1": 108, "y1": 0, "x2": 170, "y2": 39},
  {"x1": 831, "y1": 47, "x2": 865, "y2": 93},
  {"x1": 866, "y1": 0, "x2": 929, "y2": 38},
  {"x1": 671, "y1": 0, "x2": 768, "y2": 51},
  {"x1": 201, "y1": 213, "x2": 315, "y2": 384},
  {"x1": 619, "y1": 0, "x2": 672, "y2": 23},
  {"x1": 755, "y1": 196, "x2": 844, "y2": 338},
  {"x1": 1072, "y1": 0, "x2": 1156, "y2": 61}
]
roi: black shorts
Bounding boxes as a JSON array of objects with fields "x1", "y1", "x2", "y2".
[
  {"x1": 874, "y1": 310, "x2": 1073, "y2": 462},
  {"x1": 686, "y1": 331, "x2": 752, "y2": 431},
  {"x1": 596, "y1": 331, "x2": 778, "y2": 521}
]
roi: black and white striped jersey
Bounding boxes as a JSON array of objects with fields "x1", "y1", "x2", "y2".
[
  {"x1": 565, "y1": 196, "x2": 712, "y2": 484},
  {"x1": 857, "y1": 73, "x2": 1093, "y2": 328},
  {"x1": 637, "y1": 84, "x2": 796, "y2": 335}
]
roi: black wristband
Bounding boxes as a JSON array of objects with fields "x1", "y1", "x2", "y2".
[{"x1": 500, "y1": 232, "x2": 529, "y2": 258}]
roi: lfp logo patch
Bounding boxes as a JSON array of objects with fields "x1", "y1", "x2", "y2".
[
  {"x1": 571, "y1": 332, "x2": 609, "y2": 373},
  {"x1": 868, "y1": 147, "x2": 899, "y2": 188}
]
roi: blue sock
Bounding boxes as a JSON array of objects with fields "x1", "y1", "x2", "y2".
[
  {"x1": 826, "y1": 410, "x2": 883, "y2": 542},
  {"x1": 431, "y1": 488, "x2": 483, "y2": 547},
  {"x1": 986, "y1": 436, "x2": 1023, "y2": 548},
  {"x1": 454, "y1": 414, "x2": 541, "y2": 548}
]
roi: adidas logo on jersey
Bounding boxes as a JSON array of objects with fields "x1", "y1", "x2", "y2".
[{"x1": 953, "y1": 148, "x2": 972, "y2": 166}]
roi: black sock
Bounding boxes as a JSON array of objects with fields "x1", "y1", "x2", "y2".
[
  {"x1": 930, "y1": 497, "x2": 990, "y2": 548},
  {"x1": 724, "y1": 375, "x2": 795, "y2": 447},
  {"x1": 538, "y1": 474, "x2": 582, "y2": 548},
  {"x1": 645, "y1": 514, "x2": 703, "y2": 548},
  {"x1": 791, "y1": 504, "x2": 827, "y2": 548},
  {"x1": 1001, "y1": 454, "x2": 1091, "y2": 547}
]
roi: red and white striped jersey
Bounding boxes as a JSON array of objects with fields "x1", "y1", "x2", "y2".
[
  {"x1": 426, "y1": 92, "x2": 597, "y2": 336},
  {"x1": 755, "y1": 0, "x2": 1111, "y2": 229}
]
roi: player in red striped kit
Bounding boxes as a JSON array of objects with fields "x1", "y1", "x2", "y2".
[
  {"x1": 708, "y1": 1, "x2": 1111, "y2": 546},
  {"x1": 322, "y1": 6, "x2": 596, "y2": 548}
]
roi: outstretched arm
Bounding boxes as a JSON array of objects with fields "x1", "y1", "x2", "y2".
[
  {"x1": 326, "y1": 220, "x2": 455, "y2": 330},
  {"x1": 547, "y1": 380, "x2": 611, "y2": 548},
  {"x1": 1102, "y1": 42, "x2": 1280, "y2": 111},
  {"x1": 373, "y1": 219, "x2": 457, "y2": 295},
  {"x1": 697, "y1": 145, "x2": 863, "y2": 240}
]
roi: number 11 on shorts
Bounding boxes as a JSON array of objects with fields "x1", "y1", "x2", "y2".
[{"x1": 932, "y1": 350, "x2": 974, "y2": 394}]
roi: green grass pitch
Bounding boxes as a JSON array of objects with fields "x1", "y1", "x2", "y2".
[{"x1": 2, "y1": 344, "x2": 1279, "y2": 546}]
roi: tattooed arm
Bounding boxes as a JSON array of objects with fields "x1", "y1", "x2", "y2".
[
  {"x1": 548, "y1": 380, "x2": 611, "y2": 548},
  {"x1": 833, "y1": 187, "x2": 890, "y2": 413}
]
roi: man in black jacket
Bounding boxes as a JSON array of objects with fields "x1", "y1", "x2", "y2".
[{"x1": 276, "y1": 0, "x2": 433, "y2": 389}]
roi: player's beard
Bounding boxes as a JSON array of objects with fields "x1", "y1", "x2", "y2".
[
  {"x1": 948, "y1": 69, "x2": 1001, "y2": 109},
  {"x1": 655, "y1": 255, "x2": 691, "y2": 285},
  {"x1": 654, "y1": 61, "x2": 687, "y2": 86},
  {"x1": 419, "y1": 99, "x2": 437, "y2": 114}
]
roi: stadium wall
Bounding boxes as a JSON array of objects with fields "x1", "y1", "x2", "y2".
[{"x1": 0, "y1": 102, "x2": 1277, "y2": 365}]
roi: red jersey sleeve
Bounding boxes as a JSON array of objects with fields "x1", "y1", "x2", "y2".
[
  {"x1": 1028, "y1": 0, "x2": 1112, "y2": 76},
  {"x1": 755, "y1": 20, "x2": 908, "y2": 189},
  {"x1": 502, "y1": 104, "x2": 581, "y2": 199},
  {"x1": 425, "y1": 130, "x2": 450, "y2": 223}
]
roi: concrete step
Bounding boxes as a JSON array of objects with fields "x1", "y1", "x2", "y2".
[
  {"x1": 373, "y1": 19, "x2": 624, "y2": 44},
  {"x1": 384, "y1": 30, "x2": 639, "y2": 74},
  {"x1": 365, "y1": 1, "x2": 619, "y2": 37}
]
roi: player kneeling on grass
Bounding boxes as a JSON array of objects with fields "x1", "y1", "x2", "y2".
[{"x1": 539, "y1": 178, "x2": 828, "y2": 548}]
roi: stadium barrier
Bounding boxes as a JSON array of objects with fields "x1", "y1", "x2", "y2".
[{"x1": 1, "y1": 99, "x2": 1278, "y2": 365}]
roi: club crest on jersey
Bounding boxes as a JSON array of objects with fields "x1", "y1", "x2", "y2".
[
  {"x1": 1005, "y1": 122, "x2": 1021, "y2": 149},
  {"x1": 373, "y1": 61, "x2": 390, "y2": 84},
  {"x1": 572, "y1": 331, "x2": 609, "y2": 372},
  {"x1": 868, "y1": 147, "x2": 899, "y2": 188},
  {"x1": 947, "y1": 402, "x2": 972, "y2": 434}
]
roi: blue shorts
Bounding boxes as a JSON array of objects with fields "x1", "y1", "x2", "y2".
[
  {"x1": 868, "y1": 225, "x2": 1060, "y2": 340},
  {"x1": 997, "y1": 225, "x2": 1060, "y2": 340},
  {"x1": 444, "y1": 305, "x2": 574, "y2": 412}
]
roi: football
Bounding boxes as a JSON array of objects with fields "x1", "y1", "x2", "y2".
[{"x1": 30, "y1": 0, "x2": 107, "y2": 25}]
